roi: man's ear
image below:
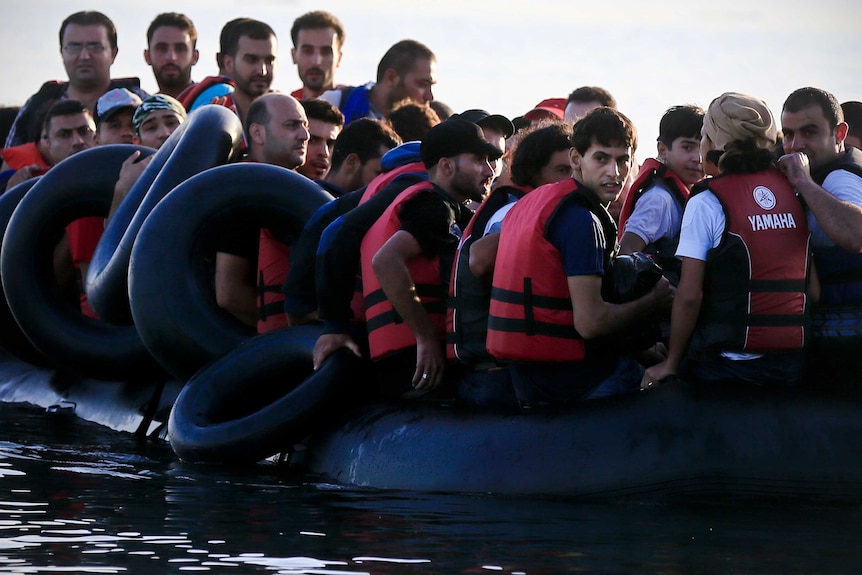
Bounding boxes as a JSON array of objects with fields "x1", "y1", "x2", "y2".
[
  {"x1": 381, "y1": 67, "x2": 399, "y2": 87},
  {"x1": 836, "y1": 121, "x2": 849, "y2": 145},
  {"x1": 657, "y1": 140, "x2": 668, "y2": 162},
  {"x1": 248, "y1": 123, "x2": 265, "y2": 146},
  {"x1": 343, "y1": 152, "x2": 360, "y2": 172},
  {"x1": 569, "y1": 147, "x2": 581, "y2": 171},
  {"x1": 221, "y1": 54, "x2": 234, "y2": 75}
]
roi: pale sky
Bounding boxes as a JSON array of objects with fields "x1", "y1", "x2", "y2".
[{"x1": 3, "y1": 0, "x2": 860, "y2": 160}]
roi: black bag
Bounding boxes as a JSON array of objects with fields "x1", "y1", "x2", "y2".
[
  {"x1": 593, "y1": 252, "x2": 664, "y2": 354},
  {"x1": 602, "y1": 252, "x2": 663, "y2": 303}
]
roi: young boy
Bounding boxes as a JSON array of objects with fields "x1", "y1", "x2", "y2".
[{"x1": 618, "y1": 105, "x2": 705, "y2": 285}]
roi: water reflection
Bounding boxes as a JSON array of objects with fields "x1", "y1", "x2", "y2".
[{"x1": 1, "y1": 401, "x2": 862, "y2": 574}]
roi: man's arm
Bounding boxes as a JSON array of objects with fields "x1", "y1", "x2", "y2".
[
  {"x1": 215, "y1": 252, "x2": 258, "y2": 327},
  {"x1": 643, "y1": 256, "x2": 704, "y2": 386},
  {"x1": 618, "y1": 231, "x2": 648, "y2": 255},
  {"x1": 779, "y1": 151, "x2": 862, "y2": 253},
  {"x1": 372, "y1": 230, "x2": 444, "y2": 391},
  {"x1": 568, "y1": 274, "x2": 673, "y2": 340},
  {"x1": 468, "y1": 231, "x2": 500, "y2": 276},
  {"x1": 107, "y1": 151, "x2": 152, "y2": 223}
]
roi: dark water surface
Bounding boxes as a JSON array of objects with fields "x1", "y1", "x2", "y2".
[{"x1": 1, "y1": 401, "x2": 862, "y2": 574}]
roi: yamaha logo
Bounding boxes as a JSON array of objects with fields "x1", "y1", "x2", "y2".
[{"x1": 753, "y1": 186, "x2": 776, "y2": 210}]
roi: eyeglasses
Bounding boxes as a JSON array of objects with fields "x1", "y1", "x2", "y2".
[{"x1": 62, "y1": 42, "x2": 108, "y2": 55}]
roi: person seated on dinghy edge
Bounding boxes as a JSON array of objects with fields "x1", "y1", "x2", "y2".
[
  {"x1": 308, "y1": 109, "x2": 510, "y2": 375},
  {"x1": 449, "y1": 119, "x2": 573, "y2": 410},
  {"x1": 779, "y1": 87, "x2": 862, "y2": 392},
  {"x1": 212, "y1": 93, "x2": 310, "y2": 331},
  {"x1": 361, "y1": 119, "x2": 502, "y2": 400},
  {"x1": 644, "y1": 92, "x2": 818, "y2": 390},
  {"x1": 487, "y1": 107, "x2": 674, "y2": 407},
  {"x1": 307, "y1": 140, "x2": 428, "y2": 368}
]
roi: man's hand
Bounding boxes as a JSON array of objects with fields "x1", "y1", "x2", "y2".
[
  {"x1": 777, "y1": 151, "x2": 812, "y2": 189},
  {"x1": 313, "y1": 332, "x2": 362, "y2": 370},
  {"x1": 5, "y1": 164, "x2": 43, "y2": 190}
]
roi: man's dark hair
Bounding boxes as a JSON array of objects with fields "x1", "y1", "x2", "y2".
[
  {"x1": 510, "y1": 121, "x2": 572, "y2": 187},
  {"x1": 147, "y1": 12, "x2": 198, "y2": 48},
  {"x1": 842, "y1": 101, "x2": 862, "y2": 143},
  {"x1": 42, "y1": 99, "x2": 91, "y2": 136},
  {"x1": 430, "y1": 100, "x2": 454, "y2": 121},
  {"x1": 59, "y1": 11, "x2": 117, "y2": 50},
  {"x1": 300, "y1": 98, "x2": 345, "y2": 127},
  {"x1": 570, "y1": 107, "x2": 637, "y2": 157},
  {"x1": 783, "y1": 87, "x2": 843, "y2": 129},
  {"x1": 566, "y1": 86, "x2": 617, "y2": 109},
  {"x1": 376, "y1": 39, "x2": 435, "y2": 83},
  {"x1": 658, "y1": 104, "x2": 704, "y2": 147},
  {"x1": 331, "y1": 118, "x2": 401, "y2": 171},
  {"x1": 290, "y1": 11, "x2": 345, "y2": 47},
  {"x1": 0, "y1": 107, "x2": 20, "y2": 146},
  {"x1": 220, "y1": 18, "x2": 276, "y2": 58},
  {"x1": 386, "y1": 100, "x2": 440, "y2": 142}
]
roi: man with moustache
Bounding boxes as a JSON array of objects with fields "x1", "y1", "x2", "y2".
[
  {"x1": 360, "y1": 119, "x2": 501, "y2": 398},
  {"x1": 144, "y1": 13, "x2": 199, "y2": 99},
  {"x1": 214, "y1": 94, "x2": 310, "y2": 329},
  {"x1": 5, "y1": 10, "x2": 149, "y2": 148},
  {"x1": 779, "y1": 87, "x2": 862, "y2": 390},
  {"x1": 182, "y1": 18, "x2": 278, "y2": 129},
  {"x1": 289, "y1": 11, "x2": 346, "y2": 101}
]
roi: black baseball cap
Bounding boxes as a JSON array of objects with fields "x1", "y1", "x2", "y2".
[
  {"x1": 451, "y1": 108, "x2": 515, "y2": 139},
  {"x1": 420, "y1": 119, "x2": 505, "y2": 169}
]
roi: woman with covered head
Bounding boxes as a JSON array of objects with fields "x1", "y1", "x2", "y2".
[{"x1": 643, "y1": 92, "x2": 818, "y2": 389}]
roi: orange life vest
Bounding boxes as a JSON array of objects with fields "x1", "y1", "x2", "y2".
[{"x1": 359, "y1": 180, "x2": 441, "y2": 360}]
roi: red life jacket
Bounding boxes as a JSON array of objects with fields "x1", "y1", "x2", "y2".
[
  {"x1": 486, "y1": 179, "x2": 592, "y2": 362},
  {"x1": 66, "y1": 215, "x2": 105, "y2": 320},
  {"x1": 689, "y1": 169, "x2": 810, "y2": 354},
  {"x1": 359, "y1": 180, "x2": 439, "y2": 360},
  {"x1": 1, "y1": 143, "x2": 50, "y2": 171},
  {"x1": 256, "y1": 228, "x2": 291, "y2": 333},
  {"x1": 616, "y1": 157, "x2": 690, "y2": 240},
  {"x1": 346, "y1": 161, "x2": 429, "y2": 324},
  {"x1": 358, "y1": 161, "x2": 427, "y2": 204}
]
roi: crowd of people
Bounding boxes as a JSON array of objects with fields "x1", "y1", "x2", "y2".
[{"x1": 1, "y1": 9, "x2": 861, "y2": 410}]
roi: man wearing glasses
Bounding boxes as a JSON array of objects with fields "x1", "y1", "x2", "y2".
[{"x1": 5, "y1": 11, "x2": 149, "y2": 148}]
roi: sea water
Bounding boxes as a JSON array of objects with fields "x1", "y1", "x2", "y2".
[{"x1": 1, "y1": 402, "x2": 862, "y2": 574}]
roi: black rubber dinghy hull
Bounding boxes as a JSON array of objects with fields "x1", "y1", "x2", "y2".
[{"x1": 301, "y1": 382, "x2": 862, "y2": 502}]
